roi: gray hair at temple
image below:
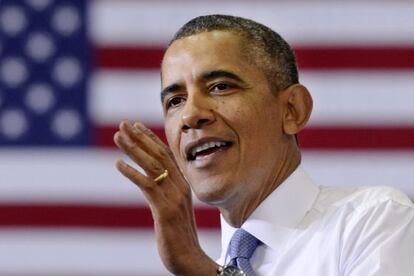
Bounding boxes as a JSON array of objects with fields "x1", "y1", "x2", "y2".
[{"x1": 168, "y1": 14, "x2": 299, "y2": 93}]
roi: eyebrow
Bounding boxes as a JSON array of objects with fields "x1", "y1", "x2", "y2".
[
  {"x1": 160, "y1": 69, "x2": 246, "y2": 103},
  {"x1": 161, "y1": 83, "x2": 182, "y2": 103},
  {"x1": 201, "y1": 69, "x2": 245, "y2": 83}
]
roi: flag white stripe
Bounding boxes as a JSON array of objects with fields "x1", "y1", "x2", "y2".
[
  {"x1": 90, "y1": 1, "x2": 414, "y2": 46},
  {"x1": 90, "y1": 70, "x2": 414, "y2": 126},
  {"x1": 90, "y1": 70, "x2": 163, "y2": 126},
  {"x1": 0, "y1": 228, "x2": 220, "y2": 275},
  {"x1": 1, "y1": 149, "x2": 413, "y2": 203}
]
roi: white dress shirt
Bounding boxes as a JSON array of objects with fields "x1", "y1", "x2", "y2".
[{"x1": 218, "y1": 166, "x2": 414, "y2": 276}]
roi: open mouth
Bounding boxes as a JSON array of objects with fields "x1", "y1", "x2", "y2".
[{"x1": 186, "y1": 140, "x2": 232, "y2": 161}]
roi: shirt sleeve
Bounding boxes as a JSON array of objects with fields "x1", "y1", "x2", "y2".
[{"x1": 341, "y1": 198, "x2": 414, "y2": 276}]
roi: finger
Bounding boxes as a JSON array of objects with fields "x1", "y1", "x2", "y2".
[
  {"x1": 114, "y1": 130, "x2": 165, "y2": 178},
  {"x1": 133, "y1": 122, "x2": 169, "y2": 150},
  {"x1": 125, "y1": 121, "x2": 173, "y2": 161},
  {"x1": 119, "y1": 120, "x2": 175, "y2": 167},
  {"x1": 116, "y1": 159, "x2": 154, "y2": 190},
  {"x1": 116, "y1": 159, "x2": 187, "y2": 220},
  {"x1": 119, "y1": 121, "x2": 158, "y2": 154}
]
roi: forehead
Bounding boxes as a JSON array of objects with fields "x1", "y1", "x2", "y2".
[{"x1": 161, "y1": 31, "x2": 253, "y2": 85}]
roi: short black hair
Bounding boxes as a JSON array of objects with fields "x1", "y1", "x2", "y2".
[{"x1": 168, "y1": 14, "x2": 299, "y2": 93}]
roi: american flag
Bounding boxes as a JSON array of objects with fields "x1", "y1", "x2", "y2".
[{"x1": 1, "y1": 1, "x2": 414, "y2": 275}]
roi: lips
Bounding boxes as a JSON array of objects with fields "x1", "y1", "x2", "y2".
[{"x1": 185, "y1": 138, "x2": 232, "y2": 161}]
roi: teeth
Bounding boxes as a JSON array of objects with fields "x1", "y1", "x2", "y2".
[{"x1": 191, "y1": 141, "x2": 227, "y2": 157}]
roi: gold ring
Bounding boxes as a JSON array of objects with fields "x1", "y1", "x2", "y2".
[{"x1": 154, "y1": 169, "x2": 168, "y2": 183}]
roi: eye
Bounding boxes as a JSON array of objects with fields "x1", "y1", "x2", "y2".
[
  {"x1": 210, "y1": 83, "x2": 234, "y2": 93},
  {"x1": 166, "y1": 96, "x2": 186, "y2": 109}
]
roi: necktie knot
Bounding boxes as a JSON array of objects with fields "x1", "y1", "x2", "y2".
[{"x1": 229, "y1": 228, "x2": 261, "y2": 260}]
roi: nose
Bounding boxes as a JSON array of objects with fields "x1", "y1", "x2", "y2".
[{"x1": 181, "y1": 93, "x2": 215, "y2": 131}]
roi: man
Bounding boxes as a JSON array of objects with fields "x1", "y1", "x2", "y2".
[{"x1": 114, "y1": 15, "x2": 414, "y2": 276}]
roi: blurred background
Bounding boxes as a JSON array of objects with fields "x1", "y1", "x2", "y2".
[{"x1": 1, "y1": 0, "x2": 414, "y2": 275}]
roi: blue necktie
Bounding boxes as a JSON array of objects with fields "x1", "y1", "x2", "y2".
[{"x1": 228, "y1": 228, "x2": 262, "y2": 276}]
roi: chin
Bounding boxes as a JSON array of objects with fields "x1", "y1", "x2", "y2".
[{"x1": 191, "y1": 178, "x2": 236, "y2": 206}]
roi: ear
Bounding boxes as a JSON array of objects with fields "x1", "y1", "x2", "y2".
[{"x1": 282, "y1": 84, "x2": 313, "y2": 135}]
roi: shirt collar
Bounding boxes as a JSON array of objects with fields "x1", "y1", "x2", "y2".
[{"x1": 220, "y1": 165, "x2": 320, "y2": 258}]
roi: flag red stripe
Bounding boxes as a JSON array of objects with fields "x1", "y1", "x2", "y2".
[
  {"x1": 93, "y1": 126, "x2": 414, "y2": 149},
  {"x1": 298, "y1": 126, "x2": 414, "y2": 149},
  {"x1": 94, "y1": 47, "x2": 414, "y2": 69},
  {"x1": 295, "y1": 47, "x2": 414, "y2": 69},
  {"x1": 93, "y1": 126, "x2": 167, "y2": 148},
  {"x1": 0, "y1": 205, "x2": 220, "y2": 229}
]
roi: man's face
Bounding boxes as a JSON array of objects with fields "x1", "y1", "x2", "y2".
[{"x1": 161, "y1": 31, "x2": 290, "y2": 205}]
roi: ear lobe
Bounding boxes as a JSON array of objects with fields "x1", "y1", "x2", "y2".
[{"x1": 282, "y1": 84, "x2": 313, "y2": 135}]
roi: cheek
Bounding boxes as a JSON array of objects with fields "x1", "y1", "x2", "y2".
[
  {"x1": 237, "y1": 100, "x2": 283, "y2": 149},
  {"x1": 232, "y1": 102, "x2": 269, "y2": 134}
]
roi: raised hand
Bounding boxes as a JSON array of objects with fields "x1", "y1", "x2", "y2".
[{"x1": 114, "y1": 120, "x2": 218, "y2": 275}]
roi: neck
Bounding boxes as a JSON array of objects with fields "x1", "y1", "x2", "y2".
[{"x1": 218, "y1": 143, "x2": 301, "y2": 228}]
